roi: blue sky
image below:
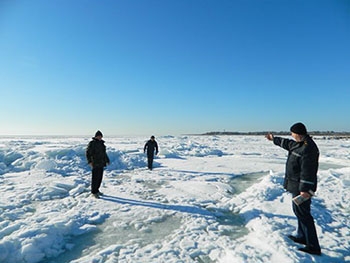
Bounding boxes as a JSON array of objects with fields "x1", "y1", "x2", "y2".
[{"x1": 1, "y1": 0, "x2": 349, "y2": 136}]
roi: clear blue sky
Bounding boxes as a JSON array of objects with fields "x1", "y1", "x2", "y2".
[{"x1": 1, "y1": 0, "x2": 349, "y2": 136}]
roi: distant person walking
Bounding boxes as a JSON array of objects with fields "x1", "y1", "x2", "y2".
[
  {"x1": 266, "y1": 122, "x2": 321, "y2": 255},
  {"x1": 86, "y1": 130, "x2": 110, "y2": 198},
  {"x1": 144, "y1": 135, "x2": 159, "y2": 170}
]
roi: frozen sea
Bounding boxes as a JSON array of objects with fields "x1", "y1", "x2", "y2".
[{"x1": 0, "y1": 135, "x2": 349, "y2": 263}]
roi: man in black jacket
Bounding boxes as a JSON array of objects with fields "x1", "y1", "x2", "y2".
[
  {"x1": 144, "y1": 135, "x2": 159, "y2": 170},
  {"x1": 86, "y1": 130, "x2": 110, "y2": 198},
  {"x1": 266, "y1": 122, "x2": 321, "y2": 255}
]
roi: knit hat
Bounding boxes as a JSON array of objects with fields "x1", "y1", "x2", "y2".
[
  {"x1": 290, "y1": 122, "x2": 307, "y2": 135},
  {"x1": 95, "y1": 130, "x2": 103, "y2": 137}
]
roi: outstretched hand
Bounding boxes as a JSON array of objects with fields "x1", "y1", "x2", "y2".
[
  {"x1": 265, "y1": 133, "x2": 274, "y2": 141},
  {"x1": 300, "y1": 192, "x2": 311, "y2": 198}
]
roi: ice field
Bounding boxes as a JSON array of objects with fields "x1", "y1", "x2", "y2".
[{"x1": 0, "y1": 135, "x2": 349, "y2": 263}]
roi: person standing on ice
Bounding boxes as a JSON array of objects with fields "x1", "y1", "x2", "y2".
[
  {"x1": 86, "y1": 130, "x2": 110, "y2": 198},
  {"x1": 143, "y1": 135, "x2": 159, "y2": 170},
  {"x1": 266, "y1": 122, "x2": 321, "y2": 255}
]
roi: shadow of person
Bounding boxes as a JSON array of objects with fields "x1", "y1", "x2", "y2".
[{"x1": 101, "y1": 194, "x2": 222, "y2": 219}]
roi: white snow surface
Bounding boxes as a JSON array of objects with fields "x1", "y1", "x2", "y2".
[{"x1": 0, "y1": 135, "x2": 349, "y2": 263}]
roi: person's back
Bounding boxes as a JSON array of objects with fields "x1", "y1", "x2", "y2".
[
  {"x1": 143, "y1": 135, "x2": 159, "y2": 170},
  {"x1": 145, "y1": 139, "x2": 158, "y2": 155}
]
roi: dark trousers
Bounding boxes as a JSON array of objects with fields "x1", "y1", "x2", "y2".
[
  {"x1": 147, "y1": 154, "x2": 154, "y2": 170},
  {"x1": 91, "y1": 166, "x2": 104, "y2": 194},
  {"x1": 292, "y1": 194, "x2": 320, "y2": 250}
]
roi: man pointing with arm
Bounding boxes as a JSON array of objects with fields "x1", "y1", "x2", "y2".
[{"x1": 266, "y1": 122, "x2": 321, "y2": 255}]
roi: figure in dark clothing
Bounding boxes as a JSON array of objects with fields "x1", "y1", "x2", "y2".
[
  {"x1": 266, "y1": 122, "x2": 321, "y2": 255},
  {"x1": 143, "y1": 135, "x2": 159, "y2": 170},
  {"x1": 86, "y1": 130, "x2": 110, "y2": 198}
]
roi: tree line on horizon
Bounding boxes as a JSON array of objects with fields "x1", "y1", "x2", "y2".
[{"x1": 200, "y1": 131, "x2": 350, "y2": 137}]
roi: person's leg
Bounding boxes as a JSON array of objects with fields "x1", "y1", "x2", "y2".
[
  {"x1": 91, "y1": 167, "x2": 99, "y2": 194},
  {"x1": 91, "y1": 167, "x2": 103, "y2": 194},
  {"x1": 293, "y1": 198, "x2": 320, "y2": 250},
  {"x1": 96, "y1": 167, "x2": 104, "y2": 193},
  {"x1": 298, "y1": 199, "x2": 320, "y2": 250},
  {"x1": 147, "y1": 155, "x2": 153, "y2": 169},
  {"x1": 292, "y1": 199, "x2": 306, "y2": 240},
  {"x1": 149, "y1": 155, "x2": 154, "y2": 170}
]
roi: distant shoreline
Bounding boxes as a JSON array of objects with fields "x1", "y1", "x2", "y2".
[
  {"x1": 192, "y1": 131, "x2": 350, "y2": 140},
  {"x1": 1, "y1": 132, "x2": 350, "y2": 140},
  {"x1": 201, "y1": 131, "x2": 350, "y2": 135}
]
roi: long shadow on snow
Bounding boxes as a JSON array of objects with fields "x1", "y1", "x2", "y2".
[
  {"x1": 170, "y1": 169, "x2": 237, "y2": 177},
  {"x1": 162, "y1": 169, "x2": 239, "y2": 183},
  {"x1": 168, "y1": 170, "x2": 268, "y2": 181},
  {"x1": 240, "y1": 208, "x2": 295, "y2": 223},
  {"x1": 101, "y1": 195, "x2": 229, "y2": 219}
]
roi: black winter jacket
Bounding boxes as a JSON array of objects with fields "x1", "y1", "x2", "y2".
[
  {"x1": 144, "y1": 140, "x2": 159, "y2": 156},
  {"x1": 86, "y1": 138, "x2": 110, "y2": 168},
  {"x1": 273, "y1": 135, "x2": 319, "y2": 194}
]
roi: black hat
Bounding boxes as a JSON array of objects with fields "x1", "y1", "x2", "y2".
[
  {"x1": 95, "y1": 130, "x2": 103, "y2": 137},
  {"x1": 290, "y1": 122, "x2": 307, "y2": 135},
  {"x1": 151, "y1": 135, "x2": 155, "y2": 139}
]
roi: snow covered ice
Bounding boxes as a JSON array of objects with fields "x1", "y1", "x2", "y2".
[{"x1": 0, "y1": 135, "x2": 349, "y2": 263}]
